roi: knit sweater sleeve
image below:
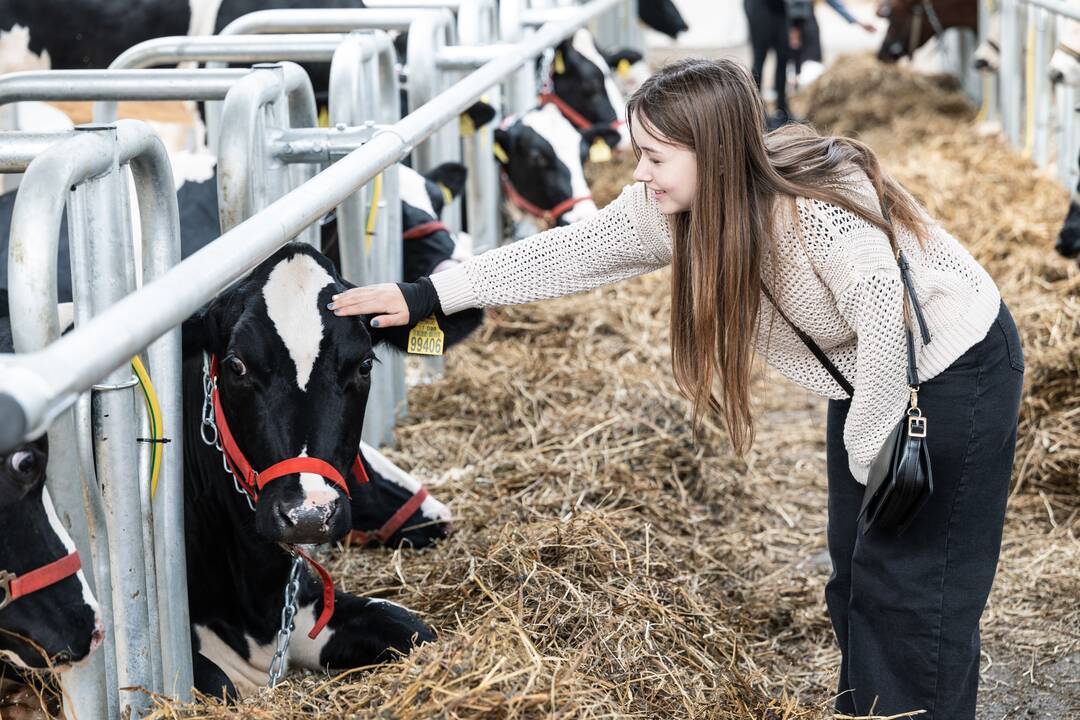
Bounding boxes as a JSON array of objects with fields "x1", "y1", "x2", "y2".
[
  {"x1": 804, "y1": 198, "x2": 912, "y2": 484},
  {"x1": 429, "y1": 183, "x2": 672, "y2": 314}
]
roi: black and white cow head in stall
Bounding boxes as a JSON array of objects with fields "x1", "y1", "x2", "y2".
[
  {"x1": 0, "y1": 436, "x2": 102, "y2": 671},
  {"x1": 183, "y1": 244, "x2": 445, "y2": 696},
  {"x1": 543, "y1": 30, "x2": 632, "y2": 151},
  {"x1": 1048, "y1": 19, "x2": 1080, "y2": 87},
  {"x1": 1055, "y1": 154, "x2": 1080, "y2": 262},
  {"x1": 638, "y1": 0, "x2": 689, "y2": 39},
  {"x1": 495, "y1": 105, "x2": 621, "y2": 229},
  {"x1": 599, "y1": 48, "x2": 651, "y2": 101}
]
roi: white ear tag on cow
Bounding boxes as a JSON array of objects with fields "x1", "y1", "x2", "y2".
[
  {"x1": 554, "y1": 51, "x2": 566, "y2": 75},
  {"x1": 407, "y1": 316, "x2": 445, "y2": 356},
  {"x1": 493, "y1": 142, "x2": 509, "y2": 164},
  {"x1": 589, "y1": 137, "x2": 612, "y2": 163},
  {"x1": 460, "y1": 113, "x2": 476, "y2": 137},
  {"x1": 617, "y1": 59, "x2": 631, "y2": 78}
]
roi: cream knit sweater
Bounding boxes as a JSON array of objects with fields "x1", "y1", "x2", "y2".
[{"x1": 431, "y1": 179, "x2": 1001, "y2": 484}]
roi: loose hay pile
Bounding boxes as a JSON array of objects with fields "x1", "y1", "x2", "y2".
[{"x1": 135, "y1": 55, "x2": 1077, "y2": 719}]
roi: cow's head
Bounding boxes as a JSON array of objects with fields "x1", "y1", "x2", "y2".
[
  {"x1": 494, "y1": 105, "x2": 620, "y2": 227},
  {"x1": 972, "y1": 13, "x2": 1000, "y2": 72},
  {"x1": 399, "y1": 163, "x2": 467, "y2": 281},
  {"x1": 348, "y1": 447, "x2": 452, "y2": 549},
  {"x1": 638, "y1": 0, "x2": 689, "y2": 39},
  {"x1": 877, "y1": 0, "x2": 978, "y2": 62},
  {"x1": 184, "y1": 245, "x2": 378, "y2": 545},
  {"x1": 1048, "y1": 20, "x2": 1080, "y2": 87},
  {"x1": 0, "y1": 437, "x2": 102, "y2": 670},
  {"x1": 547, "y1": 30, "x2": 631, "y2": 150},
  {"x1": 600, "y1": 48, "x2": 651, "y2": 98}
]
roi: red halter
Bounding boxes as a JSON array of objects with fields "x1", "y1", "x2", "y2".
[
  {"x1": 402, "y1": 221, "x2": 451, "y2": 241},
  {"x1": 500, "y1": 172, "x2": 592, "y2": 227},
  {"x1": 207, "y1": 355, "x2": 372, "y2": 638},
  {"x1": 209, "y1": 355, "x2": 366, "y2": 503},
  {"x1": 346, "y1": 486, "x2": 430, "y2": 547},
  {"x1": 537, "y1": 92, "x2": 625, "y2": 133},
  {"x1": 0, "y1": 552, "x2": 82, "y2": 611}
]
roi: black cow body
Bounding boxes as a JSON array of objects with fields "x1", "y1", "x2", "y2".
[
  {"x1": 182, "y1": 243, "x2": 442, "y2": 696},
  {"x1": 1055, "y1": 153, "x2": 1080, "y2": 262}
]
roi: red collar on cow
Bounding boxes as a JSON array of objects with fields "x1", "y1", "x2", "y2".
[
  {"x1": 499, "y1": 171, "x2": 592, "y2": 227},
  {"x1": 0, "y1": 552, "x2": 82, "y2": 611},
  {"x1": 346, "y1": 486, "x2": 430, "y2": 547},
  {"x1": 207, "y1": 354, "x2": 367, "y2": 503},
  {"x1": 537, "y1": 92, "x2": 625, "y2": 132},
  {"x1": 402, "y1": 221, "x2": 450, "y2": 241}
]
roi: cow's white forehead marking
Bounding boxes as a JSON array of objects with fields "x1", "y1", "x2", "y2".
[
  {"x1": 398, "y1": 165, "x2": 436, "y2": 218},
  {"x1": 297, "y1": 446, "x2": 337, "y2": 509},
  {"x1": 521, "y1": 105, "x2": 592, "y2": 204},
  {"x1": 263, "y1": 254, "x2": 333, "y2": 392},
  {"x1": 42, "y1": 487, "x2": 99, "y2": 613}
]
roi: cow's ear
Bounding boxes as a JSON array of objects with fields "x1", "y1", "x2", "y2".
[
  {"x1": 460, "y1": 100, "x2": 497, "y2": 133},
  {"x1": 602, "y1": 48, "x2": 643, "y2": 75},
  {"x1": 182, "y1": 295, "x2": 236, "y2": 358},
  {"x1": 370, "y1": 308, "x2": 483, "y2": 353},
  {"x1": 424, "y1": 163, "x2": 467, "y2": 206},
  {"x1": 493, "y1": 128, "x2": 513, "y2": 165}
]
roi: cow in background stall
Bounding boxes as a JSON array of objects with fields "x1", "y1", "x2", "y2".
[
  {"x1": 876, "y1": 0, "x2": 978, "y2": 62},
  {"x1": 1055, "y1": 151, "x2": 1080, "y2": 262}
]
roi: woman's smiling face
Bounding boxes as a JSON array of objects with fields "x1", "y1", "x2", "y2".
[{"x1": 630, "y1": 110, "x2": 698, "y2": 214}]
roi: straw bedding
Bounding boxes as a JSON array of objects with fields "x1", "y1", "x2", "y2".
[{"x1": 10, "y1": 54, "x2": 1074, "y2": 719}]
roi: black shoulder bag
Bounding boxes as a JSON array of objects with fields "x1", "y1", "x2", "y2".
[{"x1": 763, "y1": 246, "x2": 934, "y2": 536}]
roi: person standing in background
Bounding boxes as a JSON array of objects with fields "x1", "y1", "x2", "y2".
[
  {"x1": 744, "y1": 0, "x2": 811, "y2": 129},
  {"x1": 791, "y1": 0, "x2": 877, "y2": 86}
]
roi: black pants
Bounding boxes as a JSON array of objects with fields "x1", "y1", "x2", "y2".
[
  {"x1": 744, "y1": 0, "x2": 791, "y2": 116},
  {"x1": 825, "y1": 300, "x2": 1024, "y2": 719}
]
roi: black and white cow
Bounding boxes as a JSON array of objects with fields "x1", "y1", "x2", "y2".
[
  {"x1": 181, "y1": 242, "x2": 478, "y2": 696},
  {"x1": 973, "y1": 13, "x2": 1079, "y2": 89},
  {"x1": 0, "y1": 317, "x2": 102, "y2": 673},
  {"x1": 542, "y1": 29, "x2": 632, "y2": 151},
  {"x1": 1056, "y1": 152, "x2": 1080, "y2": 262},
  {"x1": 599, "y1": 48, "x2": 651, "y2": 101},
  {"x1": 638, "y1": 0, "x2": 689, "y2": 39},
  {"x1": 495, "y1": 103, "x2": 621, "y2": 229}
]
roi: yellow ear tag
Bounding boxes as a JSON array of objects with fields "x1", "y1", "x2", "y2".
[
  {"x1": 589, "y1": 137, "x2": 612, "y2": 163},
  {"x1": 554, "y1": 51, "x2": 565, "y2": 75},
  {"x1": 616, "y1": 58, "x2": 631, "y2": 78},
  {"x1": 407, "y1": 315, "x2": 445, "y2": 356},
  {"x1": 318, "y1": 106, "x2": 330, "y2": 128},
  {"x1": 437, "y1": 182, "x2": 453, "y2": 207},
  {"x1": 493, "y1": 142, "x2": 509, "y2": 164},
  {"x1": 459, "y1": 113, "x2": 476, "y2": 136}
]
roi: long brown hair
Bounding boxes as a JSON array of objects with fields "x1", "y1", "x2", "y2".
[{"x1": 625, "y1": 57, "x2": 928, "y2": 456}]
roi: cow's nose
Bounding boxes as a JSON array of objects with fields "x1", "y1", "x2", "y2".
[
  {"x1": 973, "y1": 58, "x2": 989, "y2": 71},
  {"x1": 1049, "y1": 68, "x2": 1064, "y2": 85},
  {"x1": 272, "y1": 494, "x2": 345, "y2": 544}
]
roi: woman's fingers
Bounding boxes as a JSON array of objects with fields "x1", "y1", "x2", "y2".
[
  {"x1": 328, "y1": 283, "x2": 408, "y2": 322},
  {"x1": 370, "y1": 311, "x2": 410, "y2": 328}
]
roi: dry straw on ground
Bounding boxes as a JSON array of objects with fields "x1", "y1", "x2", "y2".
[{"x1": 29, "y1": 55, "x2": 1070, "y2": 720}]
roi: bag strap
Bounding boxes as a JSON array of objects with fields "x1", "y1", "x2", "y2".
[{"x1": 764, "y1": 199, "x2": 933, "y2": 397}]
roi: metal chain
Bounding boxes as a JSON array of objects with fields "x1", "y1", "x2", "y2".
[
  {"x1": 199, "y1": 353, "x2": 256, "y2": 512},
  {"x1": 267, "y1": 552, "x2": 304, "y2": 687}
]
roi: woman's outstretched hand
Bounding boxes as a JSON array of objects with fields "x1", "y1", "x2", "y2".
[{"x1": 328, "y1": 283, "x2": 410, "y2": 327}]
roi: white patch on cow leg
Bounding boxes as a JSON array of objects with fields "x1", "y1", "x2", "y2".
[
  {"x1": 193, "y1": 625, "x2": 274, "y2": 697},
  {"x1": 41, "y1": 488, "x2": 98, "y2": 614},
  {"x1": 262, "y1": 254, "x2": 334, "y2": 392},
  {"x1": 187, "y1": 0, "x2": 227, "y2": 36},
  {"x1": 0, "y1": 26, "x2": 51, "y2": 75},
  {"x1": 287, "y1": 603, "x2": 336, "y2": 671},
  {"x1": 398, "y1": 165, "x2": 437, "y2": 217},
  {"x1": 358, "y1": 442, "x2": 451, "y2": 524},
  {"x1": 521, "y1": 105, "x2": 598, "y2": 224},
  {"x1": 297, "y1": 445, "x2": 337, "y2": 510}
]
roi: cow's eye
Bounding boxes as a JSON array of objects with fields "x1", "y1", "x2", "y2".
[
  {"x1": 224, "y1": 354, "x2": 247, "y2": 377},
  {"x1": 8, "y1": 450, "x2": 38, "y2": 480},
  {"x1": 529, "y1": 150, "x2": 549, "y2": 168},
  {"x1": 359, "y1": 357, "x2": 375, "y2": 376}
]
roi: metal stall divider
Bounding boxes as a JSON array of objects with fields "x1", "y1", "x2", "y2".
[
  {"x1": 3, "y1": 119, "x2": 183, "y2": 719},
  {"x1": 995, "y1": 0, "x2": 1079, "y2": 189}
]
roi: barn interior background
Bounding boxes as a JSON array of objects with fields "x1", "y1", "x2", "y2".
[{"x1": 0, "y1": 0, "x2": 1076, "y2": 718}]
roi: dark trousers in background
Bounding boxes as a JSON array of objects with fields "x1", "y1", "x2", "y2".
[
  {"x1": 744, "y1": 0, "x2": 791, "y2": 116},
  {"x1": 824, "y1": 301, "x2": 1024, "y2": 719}
]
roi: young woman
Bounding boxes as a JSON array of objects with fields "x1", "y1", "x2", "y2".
[{"x1": 329, "y1": 58, "x2": 1024, "y2": 718}]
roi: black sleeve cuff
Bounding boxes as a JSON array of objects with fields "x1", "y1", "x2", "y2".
[{"x1": 395, "y1": 276, "x2": 442, "y2": 322}]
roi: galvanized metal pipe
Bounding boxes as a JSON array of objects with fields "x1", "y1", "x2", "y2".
[
  {"x1": 0, "y1": 132, "x2": 78, "y2": 171},
  {"x1": 999, "y1": 0, "x2": 1024, "y2": 147},
  {"x1": 1020, "y1": 0, "x2": 1080, "y2": 21},
  {"x1": 0, "y1": 0, "x2": 624, "y2": 449},
  {"x1": 0, "y1": 69, "x2": 248, "y2": 107},
  {"x1": 94, "y1": 35, "x2": 348, "y2": 124}
]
